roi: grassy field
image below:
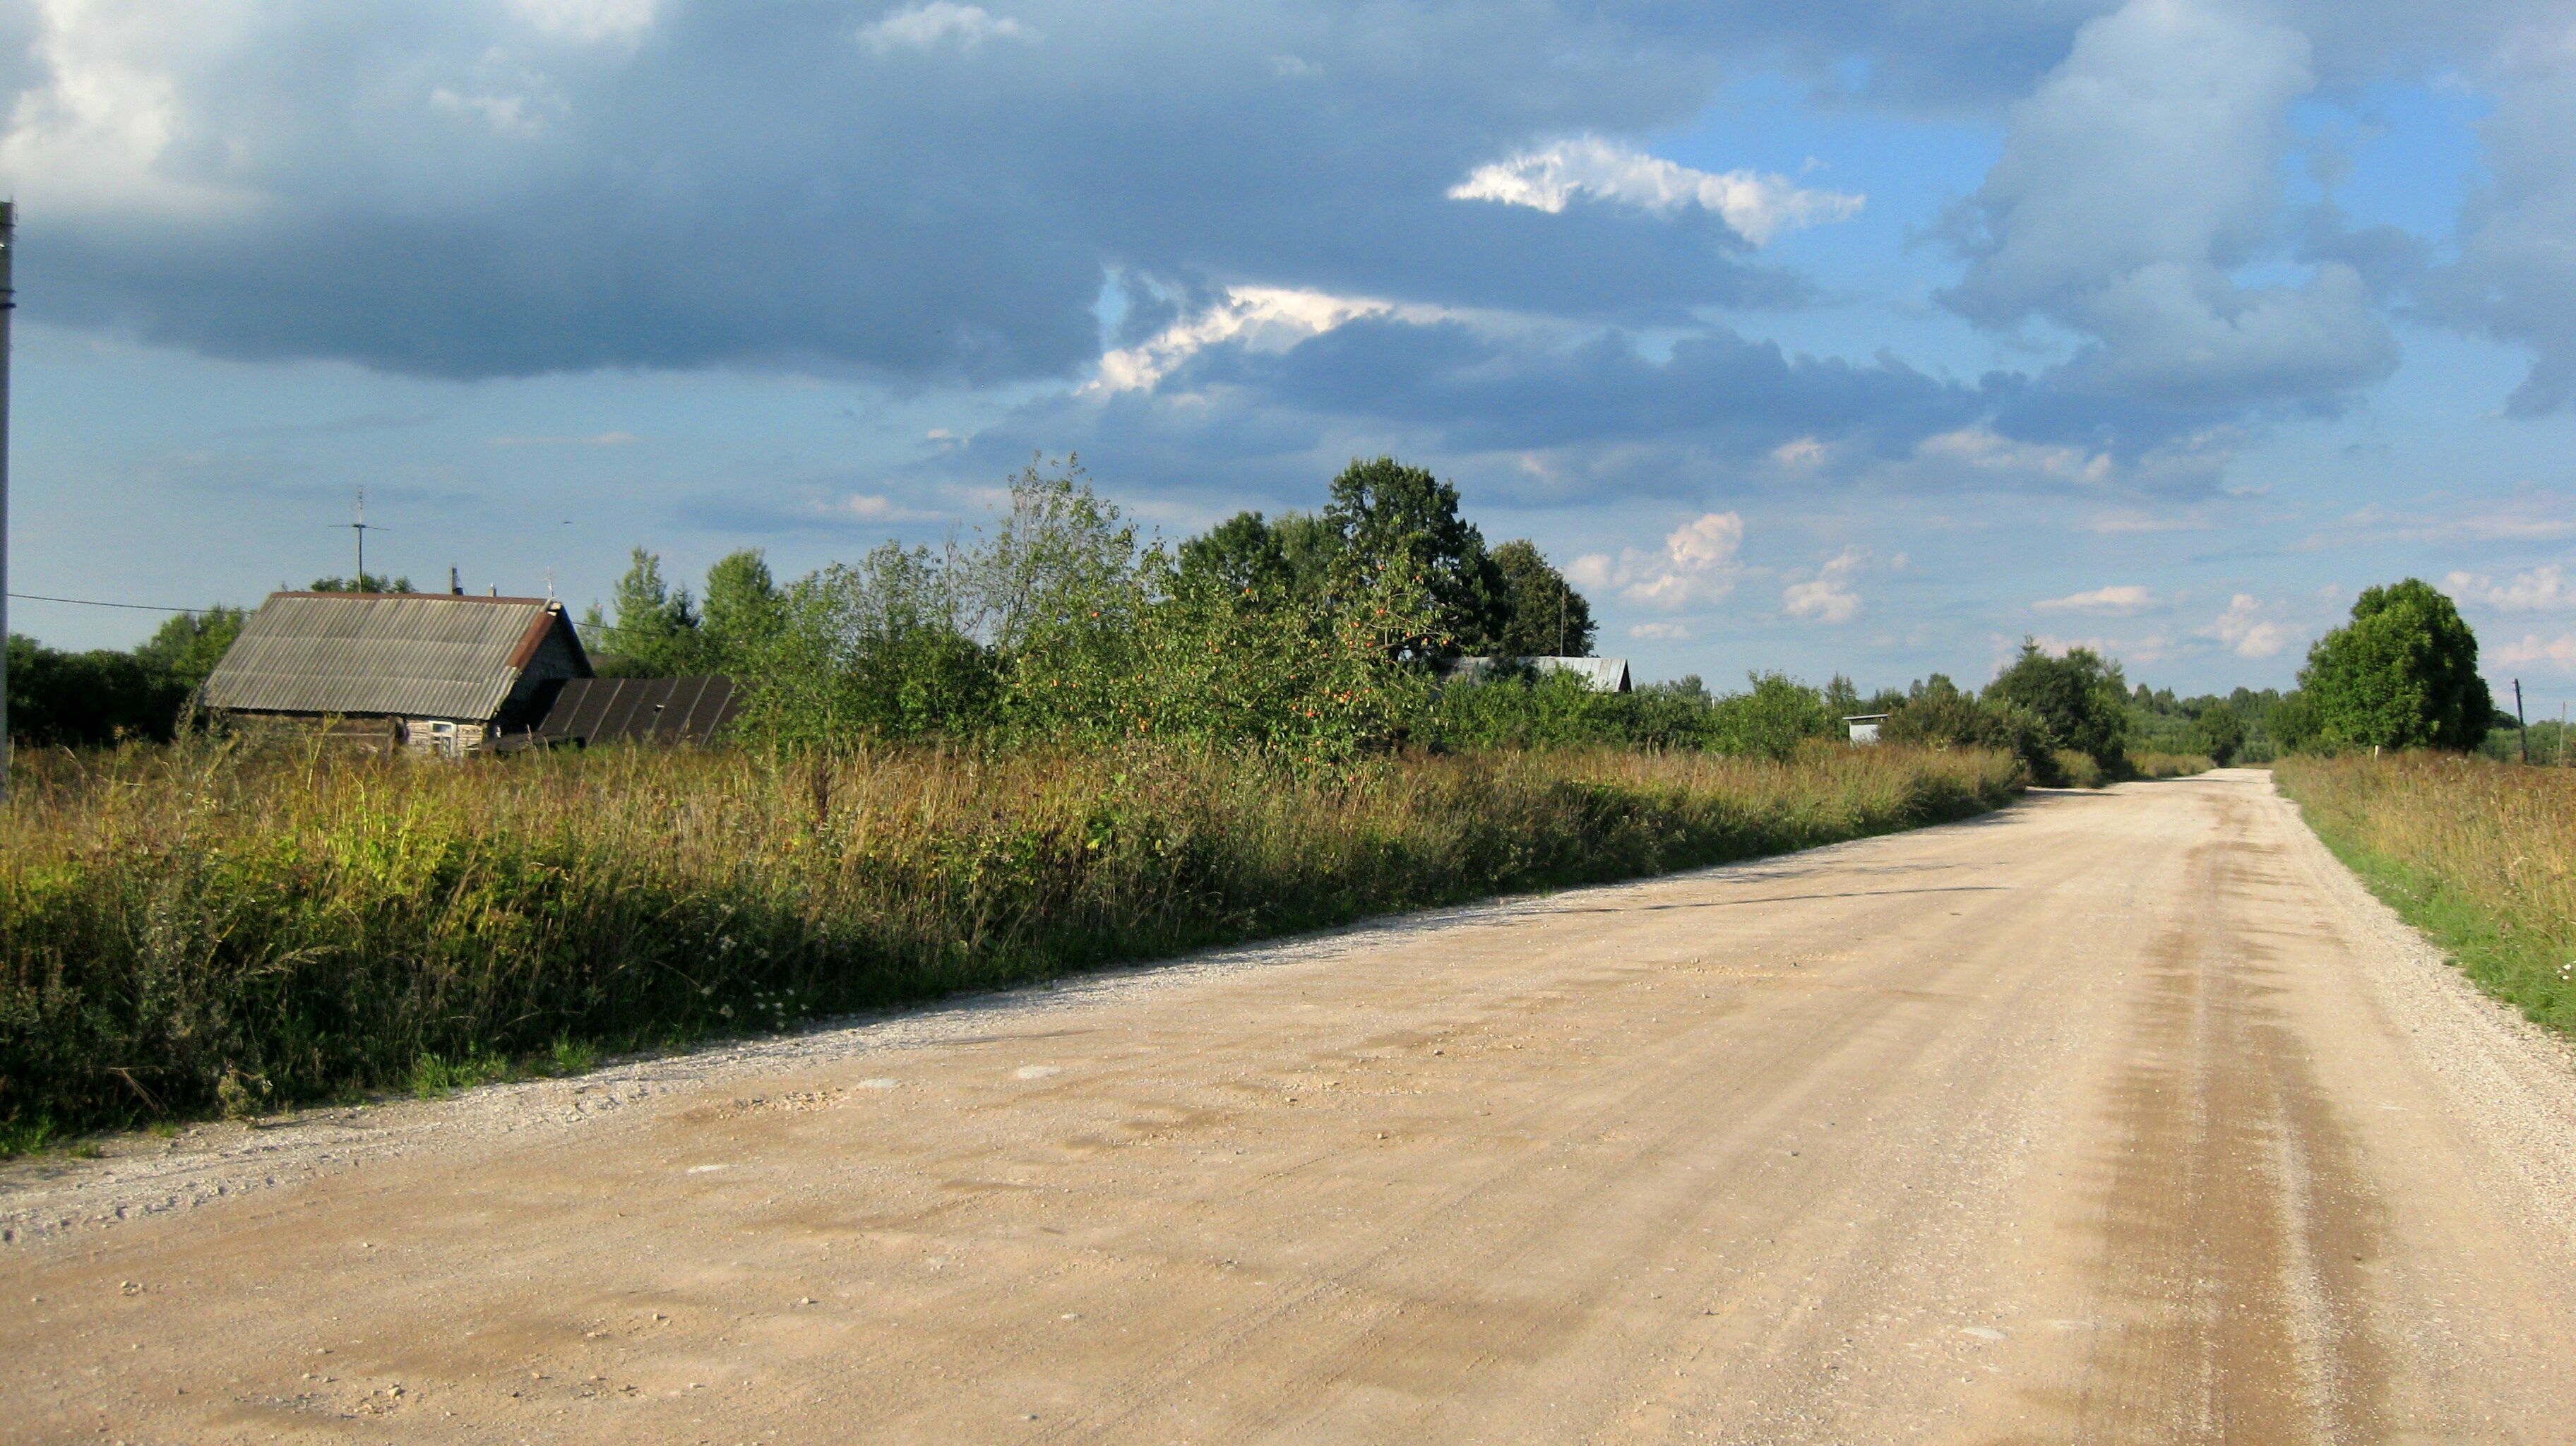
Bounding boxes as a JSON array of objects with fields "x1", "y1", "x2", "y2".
[
  {"x1": 2277, "y1": 753, "x2": 2576, "y2": 1036},
  {"x1": 0, "y1": 741, "x2": 2020, "y2": 1147},
  {"x1": 2128, "y1": 751, "x2": 2219, "y2": 779}
]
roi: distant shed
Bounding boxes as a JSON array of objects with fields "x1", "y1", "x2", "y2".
[
  {"x1": 527, "y1": 676, "x2": 741, "y2": 749},
  {"x1": 1842, "y1": 712, "x2": 1890, "y2": 745},
  {"x1": 201, "y1": 591, "x2": 591, "y2": 756}
]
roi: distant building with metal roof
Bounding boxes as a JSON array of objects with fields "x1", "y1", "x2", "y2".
[
  {"x1": 523, "y1": 676, "x2": 741, "y2": 749},
  {"x1": 1842, "y1": 712, "x2": 1890, "y2": 745},
  {"x1": 201, "y1": 590, "x2": 592, "y2": 755},
  {"x1": 1438, "y1": 655, "x2": 1634, "y2": 693}
]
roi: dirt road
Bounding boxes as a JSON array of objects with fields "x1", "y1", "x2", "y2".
[{"x1": 8, "y1": 769, "x2": 2576, "y2": 1443}]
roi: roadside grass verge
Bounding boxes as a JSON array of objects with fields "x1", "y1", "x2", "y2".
[
  {"x1": 2277, "y1": 753, "x2": 2576, "y2": 1036},
  {"x1": 1, "y1": 741, "x2": 2020, "y2": 1145},
  {"x1": 2129, "y1": 752, "x2": 2218, "y2": 779}
]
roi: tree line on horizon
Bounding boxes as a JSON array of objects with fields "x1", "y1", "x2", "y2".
[{"x1": 0, "y1": 459, "x2": 2525, "y2": 770}]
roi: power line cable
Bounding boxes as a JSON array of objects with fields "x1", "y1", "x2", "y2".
[{"x1": 8, "y1": 592, "x2": 227, "y2": 614}]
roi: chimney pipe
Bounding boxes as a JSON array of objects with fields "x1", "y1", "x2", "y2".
[{"x1": 451, "y1": 565, "x2": 463, "y2": 596}]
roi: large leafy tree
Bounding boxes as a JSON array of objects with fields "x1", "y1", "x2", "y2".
[
  {"x1": 2298, "y1": 578, "x2": 2493, "y2": 751},
  {"x1": 1176, "y1": 510, "x2": 1296, "y2": 596},
  {"x1": 1984, "y1": 640, "x2": 2131, "y2": 771},
  {"x1": 1489, "y1": 539, "x2": 1595, "y2": 657},
  {"x1": 1321, "y1": 456, "x2": 1508, "y2": 655}
]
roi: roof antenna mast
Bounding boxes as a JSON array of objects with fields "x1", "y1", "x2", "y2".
[{"x1": 351, "y1": 487, "x2": 373, "y2": 585}]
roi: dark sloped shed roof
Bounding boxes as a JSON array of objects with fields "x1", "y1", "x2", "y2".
[
  {"x1": 532, "y1": 676, "x2": 740, "y2": 747},
  {"x1": 203, "y1": 592, "x2": 587, "y2": 720}
]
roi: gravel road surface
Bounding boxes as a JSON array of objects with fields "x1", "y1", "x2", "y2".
[{"x1": 6, "y1": 768, "x2": 2575, "y2": 1443}]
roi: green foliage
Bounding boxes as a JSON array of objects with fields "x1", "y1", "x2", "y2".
[
  {"x1": 2298, "y1": 578, "x2": 2494, "y2": 751},
  {"x1": 699, "y1": 549, "x2": 785, "y2": 669},
  {"x1": 306, "y1": 573, "x2": 415, "y2": 593},
  {"x1": 1880, "y1": 674, "x2": 2058, "y2": 782},
  {"x1": 585, "y1": 548, "x2": 705, "y2": 676},
  {"x1": 1429, "y1": 669, "x2": 1836, "y2": 760},
  {"x1": 133, "y1": 607, "x2": 247, "y2": 692},
  {"x1": 1323, "y1": 456, "x2": 1510, "y2": 655},
  {"x1": 0, "y1": 741, "x2": 2020, "y2": 1139},
  {"x1": 6, "y1": 635, "x2": 189, "y2": 747},
  {"x1": 1177, "y1": 510, "x2": 1297, "y2": 596},
  {"x1": 1984, "y1": 640, "x2": 2131, "y2": 772},
  {"x1": 1489, "y1": 539, "x2": 1596, "y2": 657}
]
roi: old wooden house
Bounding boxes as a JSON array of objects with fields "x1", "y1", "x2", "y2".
[{"x1": 200, "y1": 590, "x2": 592, "y2": 755}]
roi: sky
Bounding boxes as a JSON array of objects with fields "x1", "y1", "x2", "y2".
[{"x1": 8, "y1": 0, "x2": 2576, "y2": 707}]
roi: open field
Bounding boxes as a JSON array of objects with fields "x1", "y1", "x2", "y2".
[
  {"x1": 2277, "y1": 752, "x2": 2576, "y2": 1034},
  {"x1": 0, "y1": 741, "x2": 2017, "y2": 1142},
  {"x1": 6, "y1": 769, "x2": 2573, "y2": 1442}
]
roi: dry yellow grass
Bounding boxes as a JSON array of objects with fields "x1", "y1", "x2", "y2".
[
  {"x1": 2277, "y1": 753, "x2": 2576, "y2": 1034},
  {"x1": 1, "y1": 740, "x2": 2020, "y2": 1143}
]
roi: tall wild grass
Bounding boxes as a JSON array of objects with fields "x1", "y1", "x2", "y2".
[
  {"x1": 2278, "y1": 753, "x2": 2576, "y2": 1034},
  {"x1": 1, "y1": 741, "x2": 2019, "y2": 1140}
]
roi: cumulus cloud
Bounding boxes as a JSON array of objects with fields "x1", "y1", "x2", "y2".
[
  {"x1": 1938, "y1": 0, "x2": 2398, "y2": 410},
  {"x1": 1449, "y1": 136, "x2": 1863, "y2": 245},
  {"x1": 859, "y1": 2, "x2": 1034, "y2": 55},
  {"x1": 1628, "y1": 621, "x2": 1690, "y2": 640},
  {"x1": 2035, "y1": 584, "x2": 2159, "y2": 615},
  {"x1": 2444, "y1": 564, "x2": 2576, "y2": 610},
  {"x1": 1568, "y1": 512, "x2": 1744, "y2": 610},
  {"x1": 1782, "y1": 546, "x2": 1867, "y2": 624},
  {"x1": 2421, "y1": 18, "x2": 2576, "y2": 416},
  {"x1": 2496, "y1": 633, "x2": 2576, "y2": 670},
  {"x1": 2203, "y1": 594, "x2": 2289, "y2": 658}
]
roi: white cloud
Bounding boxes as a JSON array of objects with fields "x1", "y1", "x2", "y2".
[
  {"x1": 1914, "y1": 428, "x2": 2114, "y2": 486},
  {"x1": 1449, "y1": 136, "x2": 1863, "y2": 246},
  {"x1": 511, "y1": 0, "x2": 658, "y2": 44},
  {"x1": 1782, "y1": 546, "x2": 1867, "y2": 624},
  {"x1": 1628, "y1": 621, "x2": 1690, "y2": 640},
  {"x1": 860, "y1": 2, "x2": 1034, "y2": 55},
  {"x1": 1089, "y1": 285, "x2": 1441, "y2": 394},
  {"x1": 2204, "y1": 593, "x2": 2289, "y2": 657},
  {"x1": 1568, "y1": 511, "x2": 1745, "y2": 610},
  {"x1": 2496, "y1": 633, "x2": 2576, "y2": 670},
  {"x1": 1940, "y1": 0, "x2": 2397, "y2": 407},
  {"x1": 0, "y1": 0, "x2": 254, "y2": 219},
  {"x1": 2443, "y1": 564, "x2": 2575, "y2": 611},
  {"x1": 2034, "y1": 584, "x2": 2159, "y2": 615}
]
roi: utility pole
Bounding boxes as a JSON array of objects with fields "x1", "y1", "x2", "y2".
[
  {"x1": 0, "y1": 202, "x2": 17, "y2": 803},
  {"x1": 2515, "y1": 679, "x2": 2529, "y2": 765}
]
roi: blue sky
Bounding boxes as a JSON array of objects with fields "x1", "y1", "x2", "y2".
[{"x1": 11, "y1": 0, "x2": 2576, "y2": 709}]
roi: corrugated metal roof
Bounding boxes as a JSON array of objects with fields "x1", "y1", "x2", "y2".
[
  {"x1": 1438, "y1": 655, "x2": 1633, "y2": 693},
  {"x1": 530, "y1": 676, "x2": 741, "y2": 747},
  {"x1": 203, "y1": 592, "x2": 570, "y2": 720}
]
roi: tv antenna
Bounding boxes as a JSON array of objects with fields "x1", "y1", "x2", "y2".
[{"x1": 346, "y1": 487, "x2": 387, "y2": 585}]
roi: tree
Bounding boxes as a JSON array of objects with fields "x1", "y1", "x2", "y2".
[
  {"x1": 134, "y1": 607, "x2": 247, "y2": 692},
  {"x1": 700, "y1": 549, "x2": 783, "y2": 669},
  {"x1": 307, "y1": 573, "x2": 413, "y2": 593},
  {"x1": 6, "y1": 635, "x2": 186, "y2": 746},
  {"x1": 1177, "y1": 511, "x2": 1295, "y2": 597},
  {"x1": 1489, "y1": 539, "x2": 1596, "y2": 657},
  {"x1": 2297, "y1": 578, "x2": 2493, "y2": 751},
  {"x1": 1323, "y1": 456, "x2": 1508, "y2": 655},
  {"x1": 585, "y1": 548, "x2": 703, "y2": 676},
  {"x1": 1984, "y1": 640, "x2": 2130, "y2": 772}
]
